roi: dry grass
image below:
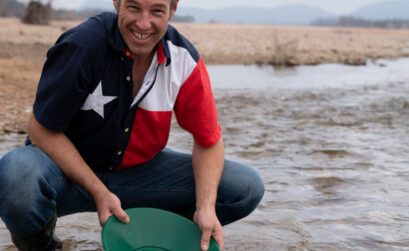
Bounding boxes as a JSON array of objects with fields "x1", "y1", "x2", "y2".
[
  {"x1": 173, "y1": 23, "x2": 409, "y2": 65},
  {"x1": 1, "y1": 17, "x2": 409, "y2": 134}
]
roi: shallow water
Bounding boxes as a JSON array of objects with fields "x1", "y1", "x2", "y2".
[{"x1": 1, "y1": 58, "x2": 409, "y2": 250}]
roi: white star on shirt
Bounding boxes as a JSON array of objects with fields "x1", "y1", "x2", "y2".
[{"x1": 80, "y1": 81, "x2": 117, "y2": 119}]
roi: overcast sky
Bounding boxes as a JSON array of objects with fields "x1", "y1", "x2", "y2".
[{"x1": 20, "y1": 0, "x2": 394, "y2": 15}]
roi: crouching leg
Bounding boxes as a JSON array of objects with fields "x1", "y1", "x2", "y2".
[
  {"x1": 216, "y1": 160, "x2": 265, "y2": 225},
  {"x1": 0, "y1": 146, "x2": 63, "y2": 250}
]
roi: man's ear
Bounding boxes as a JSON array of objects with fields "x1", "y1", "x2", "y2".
[
  {"x1": 113, "y1": 0, "x2": 119, "y2": 12},
  {"x1": 170, "y1": 0, "x2": 179, "y2": 19}
]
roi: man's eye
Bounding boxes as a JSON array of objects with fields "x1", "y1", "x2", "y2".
[
  {"x1": 128, "y1": 6, "x2": 140, "y2": 11},
  {"x1": 153, "y1": 9, "x2": 165, "y2": 14}
]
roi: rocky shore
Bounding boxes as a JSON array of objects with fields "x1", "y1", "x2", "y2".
[{"x1": 1, "y1": 17, "x2": 409, "y2": 135}]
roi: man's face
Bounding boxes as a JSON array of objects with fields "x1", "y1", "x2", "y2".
[{"x1": 113, "y1": 0, "x2": 178, "y2": 59}]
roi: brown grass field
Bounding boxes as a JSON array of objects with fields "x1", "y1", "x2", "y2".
[{"x1": 1, "y1": 17, "x2": 409, "y2": 134}]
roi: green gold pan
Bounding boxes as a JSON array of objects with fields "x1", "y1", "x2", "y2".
[{"x1": 102, "y1": 207, "x2": 220, "y2": 251}]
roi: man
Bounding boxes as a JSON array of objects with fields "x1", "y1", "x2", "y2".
[{"x1": 0, "y1": 0, "x2": 264, "y2": 250}]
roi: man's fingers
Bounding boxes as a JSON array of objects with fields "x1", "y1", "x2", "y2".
[
  {"x1": 99, "y1": 210, "x2": 112, "y2": 227},
  {"x1": 212, "y1": 227, "x2": 225, "y2": 251},
  {"x1": 201, "y1": 229, "x2": 212, "y2": 251},
  {"x1": 113, "y1": 207, "x2": 130, "y2": 224}
]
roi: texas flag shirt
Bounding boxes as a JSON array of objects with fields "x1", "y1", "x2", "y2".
[{"x1": 30, "y1": 12, "x2": 221, "y2": 171}]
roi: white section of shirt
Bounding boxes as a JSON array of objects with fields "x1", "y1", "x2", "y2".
[
  {"x1": 138, "y1": 41, "x2": 198, "y2": 112},
  {"x1": 130, "y1": 53, "x2": 159, "y2": 108}
]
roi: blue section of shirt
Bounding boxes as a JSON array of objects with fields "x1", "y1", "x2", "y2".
[
  {"x1": 30, "y1": 13, "x2": 133, "y2": 170},
  {"x1": 29, "y1": 12, "x2": 202, "y2": 171}
]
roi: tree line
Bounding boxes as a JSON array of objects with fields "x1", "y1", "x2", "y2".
[
  {"x1": 0, "y1": 0, "x2": 26, "y2": 18},
  {"x1": 1, "y1": 0, "x2": 194, "y2": 24},
  {"x1": 312, "y1": 16, "x2": 409, "y2": 29}
]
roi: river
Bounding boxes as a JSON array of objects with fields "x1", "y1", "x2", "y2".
[{"x1": 1, "y1": 58, "x2": 409, "y2": 250}]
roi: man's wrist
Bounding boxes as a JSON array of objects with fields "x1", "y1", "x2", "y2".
[
  {"x1": 90, "y1": 182, "x2": 110, "y2": 201},
  {"x1": 196, "y1": 200, "x2": 216, "y2": 212}
]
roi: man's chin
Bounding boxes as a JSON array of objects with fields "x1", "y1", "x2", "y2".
[{"x1": 127, "y1": 46, "x2": 156, "y2": 58}]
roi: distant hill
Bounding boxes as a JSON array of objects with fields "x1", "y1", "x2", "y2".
[
  {"x1": 311, "y1": 0, "x2": 409, "y2": 29},
  {"x1": 350, "y1": 0, "x2": 409, "y2": 20},
  {"x1": 0, "y1": 0, "x2": 26, "y2": 17},
  {"x1": 9, "y1": 0, "x2": 406, "y2": 26},
  {"x1": 71, "y1": 2, "x2": 335, "y2": 25},
  {"x1": 177, "y1": 4, "x2": 336, "y2": 25},
  {"x1": 78, "y1": 1, "x2": 115, "y2": 11}
]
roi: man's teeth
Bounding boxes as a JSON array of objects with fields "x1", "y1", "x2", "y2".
[{"x1": 134, "y1": 32, "x2": 150, "y2": 39}]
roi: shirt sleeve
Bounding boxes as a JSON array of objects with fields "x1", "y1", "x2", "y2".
[
  {"x1": 33, "y1": 40, "x2": 94, "y2": 132},
  {"x1": 174, "y1": 58, "x2": 222, "y2": 147}
]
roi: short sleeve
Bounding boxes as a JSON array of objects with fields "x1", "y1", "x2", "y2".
[
  {"x1": 174, "y1": 58, "x2": 221, "y2": 147},
  {"x1": 33, "y1": 41, "x2": 94, "y2": 132}
]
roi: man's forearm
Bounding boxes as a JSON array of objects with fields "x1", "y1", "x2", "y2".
[
  {"x1": 192, "y1": 138, "x2": 225, "y2": 250},
  {"x1": 192, "y1": 138, "x2": 224, "y2": 210},
  {"x1": 27, "y1": 114, "x2": 109, "y2": 199}
]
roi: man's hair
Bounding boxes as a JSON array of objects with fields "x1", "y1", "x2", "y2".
[{"x1": 116, "y1": 0, "x2": 177, "y2": 9}]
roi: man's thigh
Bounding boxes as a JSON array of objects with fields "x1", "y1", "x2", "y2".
[
  {"x1": 0, "y1": 146, "x2": 96, "y2": 233},
  {"x1": 105, "y1": 148, "x2": 197, "y2": 211},
  {"x1": 105, "y1": 148, "x2": 264, "y2": 225}
]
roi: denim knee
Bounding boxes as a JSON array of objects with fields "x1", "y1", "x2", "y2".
[
  {"x1": 217, "y1": 160, "x2": 264, "y2": 225},
  {"x1": 0, "y1": 146, "x2": 57, "y2": 234}
]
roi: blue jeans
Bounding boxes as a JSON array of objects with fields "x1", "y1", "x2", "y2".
[{"x1": 0, "y1": 145, "x2": 264, "y2": 235}]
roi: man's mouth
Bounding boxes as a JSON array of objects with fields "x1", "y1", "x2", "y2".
[{"x1": 133, "y1": 32, "x2": 152, "y2": 40}]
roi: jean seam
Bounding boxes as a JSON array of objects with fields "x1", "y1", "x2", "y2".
[
  {"x1": 109, "y1": 187, "x2": 193, "y2": 193},
  {"x1": 49, "y1": 177, "x2": 65, "y2": 188}
]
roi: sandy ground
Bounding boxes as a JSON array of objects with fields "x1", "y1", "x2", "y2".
[{"x1": 1, "y1": 17, "x2": 409, "y2": 134}]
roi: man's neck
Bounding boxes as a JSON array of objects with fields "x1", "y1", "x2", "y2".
[
  {"x1": 132, "y1": 50, "x2": 156, "y2": 69},
  {"x1": 131, "y1": 50, "x2": 156, "y2": 99}
]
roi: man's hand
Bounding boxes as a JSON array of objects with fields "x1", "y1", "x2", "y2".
[
  {"x1": 28, "y1": 114, "x2": 130, "y2": 227},
  {"x1": 94, "y1": 190, "x2": 130, "y2": 226},
  {"x1": 194, "y1": 208, "x2": 224, "y2": 251}
]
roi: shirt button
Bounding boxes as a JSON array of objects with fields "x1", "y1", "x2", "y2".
[
  {"x1": 126, "y1": 76, "x2": 131, "y2": 81},
  {"x1": 124, "y1": 128, "x2": 129, "y2": 133},
  {"x1": 117, "y1": 151, "x2": 122, "y2": 156}
]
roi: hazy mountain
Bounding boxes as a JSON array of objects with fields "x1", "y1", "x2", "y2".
[
  {"x1": 1, "y1": 0, "x2": 26, "y2": 17},
  {"x1": 350, "y1": 0, "x2": 409, "y2": 20},
  {"x1": 177, "y1": 4, "x2": 336, "y2": 25},
  {"x1": 78, "y1": 1, "x2": 115, "y2": 11},
  {"x1": 72, "y1": 2, "x2": 334, "y2": 25},
  {"x1": 71, "y1": 1, "x2": 409, "y2": 25}
]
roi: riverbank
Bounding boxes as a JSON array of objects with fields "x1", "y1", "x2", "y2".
[{"x1": 1, "y1": 17, "x2": 409, "y2": 134}]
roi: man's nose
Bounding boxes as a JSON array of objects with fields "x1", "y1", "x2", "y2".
[{"x1": 135, "y1": 11, "x2": 152, "y2": 30}]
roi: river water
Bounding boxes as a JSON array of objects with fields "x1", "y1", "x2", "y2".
[{"x1": 1, "y1": 58, "x2": 409, "y2": 250}]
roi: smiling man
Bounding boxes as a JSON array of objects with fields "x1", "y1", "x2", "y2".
[{"x1": 0, "y1": 0, "x2": 264, "y2": 250}]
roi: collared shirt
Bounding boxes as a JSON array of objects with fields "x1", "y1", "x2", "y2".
[{"x1": 30, "y1": 12, "x2": 221, "y2": 171}]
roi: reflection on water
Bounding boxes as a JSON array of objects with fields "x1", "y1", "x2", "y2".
[
  {"x1": 1, "y1": 58, "x2": 409, "y2": 250},
  {"x1": 207, "y1": 58, "x2": 409, "y2": 90}
]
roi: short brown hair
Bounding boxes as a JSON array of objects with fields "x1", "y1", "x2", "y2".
[{"x1": 116, "y1": 0, "x2": 177, "y2": 9}]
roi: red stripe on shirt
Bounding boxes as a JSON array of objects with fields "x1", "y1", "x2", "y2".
[
  {"x1": 118, "y1": 108, "x2": 173, "y2": 170},
  {"x1": 123, "y1": 42, "x2": 166, "y2": 64},
  {"x1": 174, "y1": 58, "x2": 221, "y2": 147},
  {"x1": 157, "y1": 42, "x2": 166, "y2": 65}
]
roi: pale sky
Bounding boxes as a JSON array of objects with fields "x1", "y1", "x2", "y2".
[{"x1": 19, "y1": 0, "x2": 396, "y2": 15}]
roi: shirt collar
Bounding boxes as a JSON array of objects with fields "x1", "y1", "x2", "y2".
[
  {"x1": 108, "y1": 14, "x2": 127, "y2": 52},
  {"x1": 158, "y1": 38, "x2": 171, "y2": 66},
  {"x1": 121, "y1": 40, "x2": 170, "y2": 66},
  {"x1": 160, "y1": 36, "x2": 172, "y2": 66}
]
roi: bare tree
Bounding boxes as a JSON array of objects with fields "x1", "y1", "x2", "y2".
[
  {"x1": 0, "y1": 0, "x2": 6, "y2": 17},
  {"x1": 22, "y1": 0, "x2": 53, "y2": 25}
]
